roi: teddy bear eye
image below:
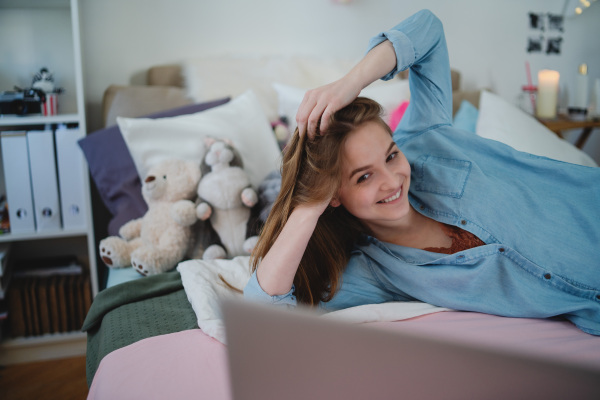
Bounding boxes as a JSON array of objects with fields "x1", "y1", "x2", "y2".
[{"x1": 163, "y1": 175, "x2": 167, "y2": 180}]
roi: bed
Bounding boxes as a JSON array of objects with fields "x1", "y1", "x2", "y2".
[{"x1": 80, "y1": 56, "x2": 599, "y2": 398}]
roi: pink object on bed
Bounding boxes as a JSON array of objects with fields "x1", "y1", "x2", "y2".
[
  {"x1": 372, "y1": 311, "x2": 600, "y2": 371},
  {"x1": 87, "y1": 329, "x2": 231, "y2": 400},
  {"x1": 87, "y1": 311, "x2": 600, "y2": 400}
]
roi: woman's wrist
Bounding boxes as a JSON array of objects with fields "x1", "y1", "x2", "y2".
[
  {"x1": 293, "y1": 199, "x2": 331, "y2": 220},
  {"x1": 350, "y1": 40, "x2": 397, "y2": 89}
]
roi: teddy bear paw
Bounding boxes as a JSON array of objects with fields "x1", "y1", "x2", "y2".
[
  {"x1": 171, "y1": 200, "x2": 197, "y2": 226},
  {"x1": 243, "y1": 235, "x2": 259, "y2": 254},
  {"x1": 203, "y1": 244, "x2": 227, "y2": 260},
  {"x1": 241, "y1": 188, "x2": 258, "y2": 207},
  {"x1": 131, "y1": 250, "x2": 165, "y2": 276},
  {"x1": 99, "y1": 237, "x2": 131, "y2": 268},
  {"x1": 196, "y1": 203, "x2": 212, "y2": 221},
  {"x1": 132, "y1": 259, "x2": 150, "y2": 276}
]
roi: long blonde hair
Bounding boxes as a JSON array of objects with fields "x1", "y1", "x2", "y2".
[{"x1": 251, "y1": 97, "x2": 392, "y2": 306}]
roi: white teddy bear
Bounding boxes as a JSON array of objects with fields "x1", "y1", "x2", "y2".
[
  {"x1": 99, "y1": 159, "x2": 201, "y2": 276},
  {"x1": 196, "y1": 138, "x2": 259, "y2": 260}
]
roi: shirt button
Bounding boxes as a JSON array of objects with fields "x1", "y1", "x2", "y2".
[
  {"x1": 499, "y1": 247, "x2": 505, "y2": 253},
  {"x1": 460, "y1": 220, "x2": 467, "y2": 225},
  {"x1": 420, "y1": 205, "x2": 425, "y2": 210},
  {"x1": 544, "y1": 273, "x2": 552, "y2": 280}
]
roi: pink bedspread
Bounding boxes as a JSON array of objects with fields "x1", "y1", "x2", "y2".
[{"x1": 87, "y1": 311, "x2": 600, "y2": 400}]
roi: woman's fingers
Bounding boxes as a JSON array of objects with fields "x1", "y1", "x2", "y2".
[
  {"x1": 297, "y1": 89, "x2": 326, "y2": 139},
  {"x1": 306, "y1": 102, "x2": 328, "y2": 139},
  {"x1": 296, "y1": 87, "x2": 337, "y2": 139},
  {"x1": 295, "y1": 92, "x2": 316, "y2": 138},
  {"x1": 296, "y1": 79, "x2": 360, "y2": 139}
]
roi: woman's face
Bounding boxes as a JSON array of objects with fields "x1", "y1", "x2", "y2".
[{"x1": 332, "y1": 121, "x2": 412, "y2": 232}]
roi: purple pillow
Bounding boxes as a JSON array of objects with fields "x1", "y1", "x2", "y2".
[{"x1": 79, "y1": 97, "x2": 230, "y2": 235}]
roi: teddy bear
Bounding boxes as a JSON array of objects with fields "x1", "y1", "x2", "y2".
[
  {"x1": 195, "y1": 138, "x2": 259, "y2": 260},
  {"x1": 99, "y1": 159, "x2": 201, "y2": 276}
]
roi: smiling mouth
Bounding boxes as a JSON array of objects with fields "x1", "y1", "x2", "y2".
[{"x1": 378, "y1": 188, "x2": 402, "y2": 204}]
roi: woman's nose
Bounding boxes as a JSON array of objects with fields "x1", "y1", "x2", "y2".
[{"x1": 379, "y1": 168, "x2": 398, "y2": 190}]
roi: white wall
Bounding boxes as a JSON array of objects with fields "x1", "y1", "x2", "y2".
[{"x1": 80, "y1": 0, "x2": 600, "y2": 162}]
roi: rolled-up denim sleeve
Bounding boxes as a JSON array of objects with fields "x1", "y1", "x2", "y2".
[
  {"x1": 367, "y1": 9, "x2": 453, "y2": 133},
  {"x1": 243, "y1": 270, "x2": 298, "y2": 307}
]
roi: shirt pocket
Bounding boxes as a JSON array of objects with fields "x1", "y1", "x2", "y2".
[{"x1": 413, "y1": 155, "x2": 471, "y2": 198}]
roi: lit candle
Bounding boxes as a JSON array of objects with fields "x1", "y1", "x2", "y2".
[{"x1": 536, "y1": 69, "x2": 560, "y2": 119}]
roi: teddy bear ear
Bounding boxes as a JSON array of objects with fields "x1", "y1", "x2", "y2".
[
  {"x1": 223, "y1": 138, "x2": 234, "y2": 147},
  {"x1": 204, "y1": 136, "x2": 217, "y2": 148}
]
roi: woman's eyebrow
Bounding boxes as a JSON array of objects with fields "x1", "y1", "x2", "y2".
[{"x1": 348, "y1": 141, "x2": 396, "y2": 179}]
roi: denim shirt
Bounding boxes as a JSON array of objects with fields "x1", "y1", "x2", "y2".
[{"x1": 244, "y1": 10, "x2": 600, "y2": 335}]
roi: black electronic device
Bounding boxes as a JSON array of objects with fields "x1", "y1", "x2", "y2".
[{"x1": 0, "y1": 88, "x2": 44, "y2": 116}]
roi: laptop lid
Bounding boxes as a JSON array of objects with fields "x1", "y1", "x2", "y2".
[{"x1": 221, "y1": 299, "x2": 600, "y2": 400}]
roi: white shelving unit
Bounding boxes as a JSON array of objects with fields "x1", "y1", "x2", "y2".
[{"x1": 0, "y1": 0, "x2": 98, "y2": 365}]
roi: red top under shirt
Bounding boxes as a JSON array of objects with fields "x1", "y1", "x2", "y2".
[{"x1": 423, "y1": 224, "x2": 486, "y2": 254}]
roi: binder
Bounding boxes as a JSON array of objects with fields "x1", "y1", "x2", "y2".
[
  {"x1": 0, "y1": 131, "x2": 36, "y2": 233},
  {"x1": 27, "y1": 129, "x2": 62, "y2": 231},
  {"x1": 54, "y1": 126, "x2": 87, "y2": 230}
]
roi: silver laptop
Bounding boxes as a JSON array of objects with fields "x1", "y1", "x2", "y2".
[{"x1": 221, "y1": 299, "x2": 600, "y2": 400}]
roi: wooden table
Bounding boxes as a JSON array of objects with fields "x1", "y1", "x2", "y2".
[{"x1": 538, "y1": 115, "x2": 600, "y2": 149}]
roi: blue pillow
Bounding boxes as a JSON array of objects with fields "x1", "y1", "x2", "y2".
[
  {"x1": 78, "y1": 97, "x2": 230, "y2": 235},
  {"x1": 452, "y1": 100, "x2": 479, "y2": 134}
]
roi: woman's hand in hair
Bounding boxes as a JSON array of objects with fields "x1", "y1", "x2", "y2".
[
  {"x1": 296, "y1": 40, "x2": 397, "y2": 140},
  {"x1": 296, "y1": 76, "x2": 362, "y2": 140}
]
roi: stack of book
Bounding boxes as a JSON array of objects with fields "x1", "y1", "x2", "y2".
[{"x1": 6, "y1": 256, "x2": 92, "y2": 338}]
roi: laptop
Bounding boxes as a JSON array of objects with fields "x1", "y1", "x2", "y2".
[{"x1": 221, "y1": 299, "x2": 600, "y2": 400}]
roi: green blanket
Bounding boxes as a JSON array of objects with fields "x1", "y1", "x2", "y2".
[{"x1": 82, "y1": 271, "x2": 198, "y2": 386}]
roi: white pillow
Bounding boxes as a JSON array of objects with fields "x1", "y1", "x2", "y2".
[
  {"x1": 183, "y1": 56, "x2": 357, "y2": 122},
  {"x1": 273, "y1": 79, "x2": 411, "y2": 134},
  {"x1": 117, "y1": 90, "x2": 282, "y2": 187},
  {"x1": 475, "y1": 91, "x2": 597, "y2": 167}
]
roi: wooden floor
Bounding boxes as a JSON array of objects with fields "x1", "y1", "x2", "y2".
[{"x1": 0, "y1": 356, "x2": 88, "y2": 400}]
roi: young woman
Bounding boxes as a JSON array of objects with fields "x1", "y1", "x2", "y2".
[{"x1": 244, "y1": 10, "x2": 600, "y2": 335}]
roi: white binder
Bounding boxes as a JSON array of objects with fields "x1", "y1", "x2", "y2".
[
  {"x1": 54, "y1": 126, "x2": 87, "y2": 230},
  {"x1": 27, "y1": 129, "x2": 62, "y2": 231},
  {"x1": 0, "y1": 131, "x2": 36, "y2": 233}
]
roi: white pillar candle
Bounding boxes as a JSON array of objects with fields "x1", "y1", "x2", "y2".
[{"x1": 536, "y1": 69, "x2": 560, "y2": 119}]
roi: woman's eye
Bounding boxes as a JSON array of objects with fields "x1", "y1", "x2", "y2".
[
  {"x1": 387, "y1": 151, "x2": 399, "y2": 162},
  {"x1": 357, "y1": 173, "x2": 370, "y2": 184}
]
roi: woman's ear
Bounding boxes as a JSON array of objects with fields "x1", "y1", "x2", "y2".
[{"x1": 330, "y1": 197, "x2": 341, "y2": 208}]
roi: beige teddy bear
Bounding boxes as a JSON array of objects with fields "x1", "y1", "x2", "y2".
[{"x1": 99, "y1": 159, "x2": 201, "y2": 276}]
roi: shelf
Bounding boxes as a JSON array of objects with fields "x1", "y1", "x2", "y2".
[
  {"x1": 0, "y1": 0, "x2": 69, "y2": 9},
  {"x1": 0, "y1": 114, "x2": 82, "y2": 127},
  {"x1": 0, "y1": 331, "x2": 86, "y2": 365},
  {"x1": 0, "y1": 0, "x2": 97, "y2": 365},
  {"x1": 0, "y1": 228, "x2": 88, "y2": 243}
]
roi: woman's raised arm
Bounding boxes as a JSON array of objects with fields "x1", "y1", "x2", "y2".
[
  {"x1": 296, "y1": 40, "x2": 397, "y2": 139},
  {"x1": 297, "y1": 9, "x2": 453, "y2": 139}
]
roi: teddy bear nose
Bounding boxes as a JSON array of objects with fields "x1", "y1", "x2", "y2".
[{"x1": 145, "y1": 176, "x2": 156, "y2": 183}]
